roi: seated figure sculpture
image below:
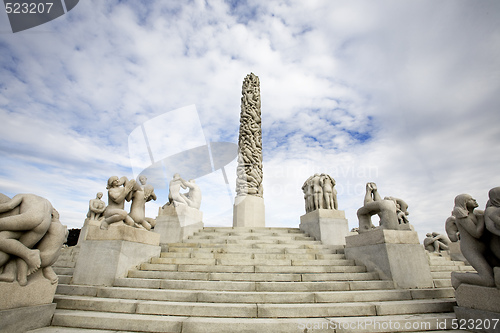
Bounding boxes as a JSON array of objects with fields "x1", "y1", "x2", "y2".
[
  {"x1": 424, "y1": 232, "x2": 450, "y2": 253},
  {"x1": 356, "y1": 182, "x2": 410, "y2": 233},
  {"x1": 0, "y1": 193, "x2": 67, "y2": 285},
  {"x1": 86, "y1": 192, "x2": 105, "y2": 221},
  {"x1": 449, "y1": 192, "x2": 500, "y2": 289}
]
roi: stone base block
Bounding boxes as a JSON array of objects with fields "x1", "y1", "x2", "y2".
[
  {"x1": 0, "y1": 270, "x2": 57, "y2": 310},
  {"x1": 0, "y1": 303, "x2": 56, "y2": 333},
  {"x1": 345, "y1": 229, "x2": 433, "y2": 289},
  {"x1": 454, "y1": 306, "x2": 500, "y2": 333},
  {"x1": 456, "y1": 284, "x2": 500, "y2": 313},
  {"x1": 77, "y1": 218, "x2": 101, "y2": 245},
  {"x1": 233, "y1": 195, "x2": 265, "y2": 227},
  {"x1": 72, "y1": 239, "x2": 161, "y2": 286},
  {"x1": 299, "y1": 209, "x2": 349, "y2": 247},
  {"x1": 86, "y1": 223, "x2": 160, "y2": 246},
  {"x1": 155, "y1": 205, "x2": 204, "y2": 244}
]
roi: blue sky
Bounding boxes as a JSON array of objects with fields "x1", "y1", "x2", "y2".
[{"x1": 0, "y1": 0, "x2": 499, "y2": 241}]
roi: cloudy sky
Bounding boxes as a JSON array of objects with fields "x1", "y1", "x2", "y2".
[{"x1": 0, "y1": 0, "x2": 499, "y2": 241}]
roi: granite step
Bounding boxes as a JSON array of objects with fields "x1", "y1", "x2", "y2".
[
  {"x1": 165, "y1": 246, "x2": 338, "y2": 254},
  {"x1": 158, "y1": 251, "x2": 345, "y2": 260},
  {"x1": 113, "y1": 277, "x2": 397, "y2": 292},
  {"x1": 58, "y1": 284, "x2": 424, "y2": 304},
  {"x1": 127, "y1": 269, "x2": 378, "y2": 282},
  {"x1": 149, "y1": 257, "x2": 355, "y2": 266},
  {"x1": 50, "y1": 310, "x2": 459, "y2": 333},
  {"x1": 54, "y1": 295, "x2": 455, "y2": 318}
]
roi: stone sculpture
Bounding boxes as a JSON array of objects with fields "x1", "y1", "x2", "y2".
[
  {"x1": 128, "y1": 175, "x2": 157, "y2": 230},
  {"x1": 449, "y1": 193, "x2": 500, "y2": 289},
  {"x1": 100, "y1": 176, "x2": 136, "y2": 230},
  {"x1": 235, "y1": 73, "x2": 263, "y2": 197},
  {"x1": 167, "y1": 173, "x2": 188, "y2": 207},
  {"x1": 423, "y1": 232, "x2": 450, "y2": 253},
  {"x1": 0, "y1": 193, "x2": 67, "y2": 285},
  {"x1": 86, "y1": 192, "x2": 105, "y2": 221},
  {"x1": 165, "y1": 174, "x2": 202, "y2": 210},
  {"x1": 180, "y1": 179, "x2": 202, "y2": 210},
  {"x1": 356, "y1": 182, "x2": 411, "y2": 233},
  {"x1": 302, "y1": 173, "x2": 338, "y2": 213}
]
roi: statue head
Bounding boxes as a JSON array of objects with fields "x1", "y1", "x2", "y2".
[
  {"x1": 106, "y1": 176, "x2": 120, "y2": 189},
  {"x1": 173, "y1": 173, "x2": 181, "y2": 180},
  {"x1": 426, "y1": 233, "x2": 432, "y2": 237},
  {"x1": 96, "y1": 192, "x2": 103, "y2": 199},
  {"x1": 139, "y1": 175, "x2": 147, "y2": 185},
  {"x1": 453, "y1": 194, "x2": 477, "y2": 218},
  {"x1": 487, "y1": 187, "x2": 500, "y2": 208}
]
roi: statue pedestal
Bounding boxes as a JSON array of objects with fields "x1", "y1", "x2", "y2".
[
  {"x1": 154, "y1": 204, "x2": 204, "y2": 245},
  {"x1": 72, "y1": 224, "x2": 160, "y2": 286},
  {"x1": 233, "y1": 195, "x2": 265, "y2": 227},
  {"x1": 76, "y1": 218, "x2": 100, "y2": 245},
  {"x1": 345, "y1": 229, "x2": 433, "y2": 289},
  {"x1": 299, "y1": 209, "x2": 349, "y2": 247},
  {"x1": 454, "y1": 284, "x2": 500, "y2": 333},
  {"x1": 0, "y1": 303, "x2": 56, "y2": 333},
  {"x1": 0, "y1": 270, "x2": 58, "y2": 332}
]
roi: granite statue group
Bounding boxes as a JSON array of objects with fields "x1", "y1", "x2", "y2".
[
  {"x1": 445, "y1": 188, "x2": 500, "y2": 289},
  {"x1": 302, "y1": 173, "x2": 338, "y2": 212},
  {"x1": 87, "y1": 175, "x2": 157, "y2": 231}
]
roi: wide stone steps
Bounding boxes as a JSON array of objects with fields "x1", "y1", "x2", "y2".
[
  {"x1": 42, "y1": 227, "x2": 459, "y2": 332},
  {"x1": 40, "y1": 311, "x2": 462, "y2": 333},
  {"x1": 53, "y1": 294, "x2": 456, "y2": 318},
  {"x1": 426, "y1": 252, "x2": 475, "y2": 289},
  {"x1": 57, "y1": 284, "x2": 454, "y2": 304}
]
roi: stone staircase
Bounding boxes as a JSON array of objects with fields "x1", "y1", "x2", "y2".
[
  {"x1": 427, "y1": 251, "x2": 475, "y2": 288},
  {"x1": 29, "y1": 227, "x2": 460, "y2": 332}
]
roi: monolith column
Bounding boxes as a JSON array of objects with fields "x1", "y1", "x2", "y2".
[{"x1": 233, "y1": 73, "x2": 265, "y2": 227}]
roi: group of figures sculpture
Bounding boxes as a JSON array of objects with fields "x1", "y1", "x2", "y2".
[
  {"x1": 87, "y1": 175, "x2": 157, "y2": 231},
  {"x1": 356, "y1": 182, "x2": 410, "y2": 233},
  {"x1": 302, "y1": 173, "x2": 338, "y2": 213},
  {"x1": 235, "y1": 73, "x2": 263, "y2": 197},
  {"x1": 0, "y1": 193, "x2": 67, "y2": 285},
  {"x1": 445, "y1": 188, "x2": 500, "y2": 289},
  {"x1": 164, "y1": 173, "x2": 202, "y2": 209}
]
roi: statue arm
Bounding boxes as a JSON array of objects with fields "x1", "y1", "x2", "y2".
[
  {"x1": 0, "y1": 194, "x2": 23, "y2": 213},
  {"x1": 457, "y1": 215, "x2": 484, "y2": 239}
]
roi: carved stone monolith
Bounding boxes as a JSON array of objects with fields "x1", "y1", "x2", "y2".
[{"x1": 233, "y1": 73, "x2": 265, "y2": 227}]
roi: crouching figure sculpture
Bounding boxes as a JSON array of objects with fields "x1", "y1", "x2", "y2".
[{"x1": 0, "y1": 193, "x2": 67, "y2": 286}]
